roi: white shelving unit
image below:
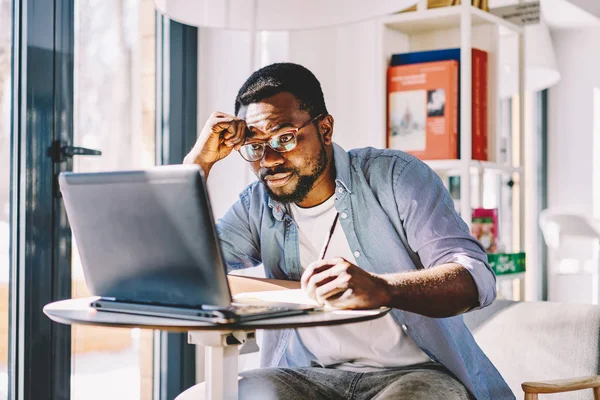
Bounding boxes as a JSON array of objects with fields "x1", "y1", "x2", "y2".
[
  {"x1": 423, "y1": 159, "x2": 523, "y2": 175},
  {"x1": 376, "y1": 3, "x2": 526, "y2": 299}
]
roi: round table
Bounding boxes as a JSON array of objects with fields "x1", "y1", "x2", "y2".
[{"x1": 44, "y1": 297, "x2": 390, "y2": 400}]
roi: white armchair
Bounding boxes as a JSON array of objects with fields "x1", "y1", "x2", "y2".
[{"x1": 539, "y1": 208, "x2": 600, "y2": 304}]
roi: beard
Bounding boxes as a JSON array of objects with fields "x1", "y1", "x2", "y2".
[{"x1": 260, "y1": 144, "x2": 328, "y2": 204}]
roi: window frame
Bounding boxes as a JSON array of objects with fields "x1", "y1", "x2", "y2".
[
  {"x1": 9, "y1": 2, "x2": 199, "y2": 399},
  {"x1": 10, "y1": 0, "x2": 74, "y2": 398},
  {"x1": 154, "y1": 14, "x2": 198, "y2": 400}
]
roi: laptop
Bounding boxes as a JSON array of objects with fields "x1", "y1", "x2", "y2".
[{"x1": 58, "y1": 164, "x2": 315, "y2": 324}]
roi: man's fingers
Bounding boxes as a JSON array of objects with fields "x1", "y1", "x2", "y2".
[
  {"x1": 301, "y1": 264, "x2": 335, "y2": 296},
  {"x1": 213, "y1": 120, "x2": 236, "y2": 137},
  {"x1": 325, "y1": 288, "x2": 355, "y2": 309},
  {"x1": 211, "y1": 111, "x2": 237, "y2": 121},
  {"x1": 231, "y1": 120, "x2": 247, "y2": 151},
  {"x1": 315, "y1": 274, "x2": 351, "y2": 303},
  {"x1": 213, "y1": 120, "x2": 246, "y2": 148},
  {"x1": 304, "y1": 263, "x2": 351, "y2": 303},
  {"x1": 301, "y1": 259, "x2": 339, "y2": 291},
  {"x1": 301, "y1": 258, "x2": 347, "y2": 290},
  {"x1": 309, "y1": 263, "x2": 349, "y2": 288}
]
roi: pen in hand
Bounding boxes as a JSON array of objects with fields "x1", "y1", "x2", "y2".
[{"x1": 318, "y1": 212, "x2": 340, "y2": 260}]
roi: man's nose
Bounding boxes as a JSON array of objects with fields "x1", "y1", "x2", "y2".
[{"x1": 260, "y1": 146, "x2": 284, "y2": 168}]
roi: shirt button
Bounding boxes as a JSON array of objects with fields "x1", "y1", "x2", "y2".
[
  {"x1": 353, "y1": 251, "x2": 360, "y2": 258},
  {"x1": 341, "y1": 212, "x2": 348, "y2": 219},
  {"x1": 401, "y1": 324, "x2": 408, "y2": 331},
  {"x1": 337, "y1": 187, "x2": 344, "y2": 194}
]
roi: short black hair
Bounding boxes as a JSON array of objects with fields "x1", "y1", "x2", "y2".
[{"x1": 234, "y1": 62, "x2": 328, "y2": 117}]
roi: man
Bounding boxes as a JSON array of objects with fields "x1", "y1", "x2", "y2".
[{"x1": 184, "y1": 63, "x2": 513, "y2": 400}]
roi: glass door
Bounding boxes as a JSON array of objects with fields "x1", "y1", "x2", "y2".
[
  {"x1": 71, "y1": 1, "x2": 156, "y2": 398},
  {"x1": 0, "y1": 0, "x2": 11, "y2": 398}
]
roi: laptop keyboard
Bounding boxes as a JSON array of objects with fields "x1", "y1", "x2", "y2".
[
  {"x1": 231, "y1": 303, "x2": 292, "y2": 315},
  {"x1": 106, "y1": 298, "x2": 304, "y2": 317}
]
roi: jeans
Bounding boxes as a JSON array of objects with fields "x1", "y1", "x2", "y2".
[{"x1": 238, "y1": 363, "x2": 473, "y2": 400}]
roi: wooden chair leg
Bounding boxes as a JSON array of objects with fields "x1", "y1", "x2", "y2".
[
  {"x1": 524, "y1": 394, "x2": 538, "y2": 400},
  {"x1": 594, "y1": 387, "x2": 600, "y2": 400}
]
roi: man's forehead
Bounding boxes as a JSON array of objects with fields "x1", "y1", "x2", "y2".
[
  {"x1": 244, "y1": 116, "x2": 296, "y2": 140},
  {"x1": 241, "y1": 105, "x2": 308, "y2": 138},
  {"x1": 243, "y1": 105, "x2": 290, "y2": 126},
  {"x1": 239, "y1": 92, "x2": 305, "y2": 123}
]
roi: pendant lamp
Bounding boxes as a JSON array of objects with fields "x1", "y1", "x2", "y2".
[
  {"x1": 154, "y1": 0, "x2": 422, "y2": 31},
  {"x1": 499, "y1": 12, "x2": 561, "y2": 97}
]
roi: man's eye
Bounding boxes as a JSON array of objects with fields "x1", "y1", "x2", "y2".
[
  {"x1": 250, "y1": 144, "x2": 263, "y2": 151},
  {"x1": 278, "y1": 133, "x2": 294, "y2": 143}
]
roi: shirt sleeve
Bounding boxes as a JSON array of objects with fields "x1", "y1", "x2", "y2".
[
  {"x1": 393, "y1": 158, "x2": 497, "y2": 309},
  {"x1": 215, "y1": 189, "x2": 262, "y2": 272}
]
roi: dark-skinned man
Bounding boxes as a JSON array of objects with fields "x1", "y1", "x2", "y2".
[{"x1": 184, "y1": 62, "x2": 513, "y2": 400}]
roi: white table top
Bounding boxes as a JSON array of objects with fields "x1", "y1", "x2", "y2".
[{"x1": 43, "y1": 297, "x2": 390, "y2": 332}]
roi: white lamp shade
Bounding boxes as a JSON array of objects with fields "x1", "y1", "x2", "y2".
[
  {"x1": 525, "y1": 20, "x2": 561, "y2": 92},
  {"x1": 154, "y1": 0, "x2": 421, "y2": 31},
  {"x1": 499, "y1": 19, "x2": 561, "y2": 97}
]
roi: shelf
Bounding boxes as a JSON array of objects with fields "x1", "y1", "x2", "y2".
[
  {"x1": 424, "y1": 159, "x2": 522, "y2": 175},
  {"x1": 380, "y1": 5, "x2": 522, "y2": 35}
]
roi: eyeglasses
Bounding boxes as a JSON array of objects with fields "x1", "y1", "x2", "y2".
[{"x1": 238, "y1": 114, "x2": 324, "y2": 162}]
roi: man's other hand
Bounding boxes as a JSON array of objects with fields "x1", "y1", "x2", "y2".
[{"x1": 301, "y1": 258, "x2": 391, "y2": 309}]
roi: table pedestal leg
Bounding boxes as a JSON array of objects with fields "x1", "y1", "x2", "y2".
[
  {"x1": 188, "y1": 330, "x2": 257, "y2": 400},
  {"x1": 205, "y1": 345, "x2": 239, "y2": 400}
]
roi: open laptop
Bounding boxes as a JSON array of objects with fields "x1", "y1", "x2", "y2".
[{"x1": 58, "y1": 164, "x2": 315, "y2": 324}]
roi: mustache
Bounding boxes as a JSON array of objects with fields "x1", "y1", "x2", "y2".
[{"x1": 259, "y1": 167, "x2": 295, "y2": 181}]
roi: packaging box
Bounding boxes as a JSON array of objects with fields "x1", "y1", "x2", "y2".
[{"x1": 488, "y1": 252, "x2": 526, "y2": 276}]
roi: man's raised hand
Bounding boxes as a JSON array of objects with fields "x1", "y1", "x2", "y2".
[{"x1": 183, "y1": 112, "x2": 248, "y2": 177}]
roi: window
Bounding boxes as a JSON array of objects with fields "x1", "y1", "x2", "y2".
[
  {"x1": 71, "y1": 1, "x2": 155, "y2": 398},
  {"x1": 0, "y1": 0, "x2": 11, "y2": 398}
]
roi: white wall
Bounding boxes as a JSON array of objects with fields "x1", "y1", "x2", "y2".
[
  {"x1": 197, "y1": 20, "x2": 386, "y2": 221},
  {"x1": 197, "y1": 28, "x2": 255, "y2": 220},
  {"x1": 546, "y1": 26, "x2": 600, "y2": 303},
  {"x1": 288, "y1": 20, "x2": 386, "y2": 150}
]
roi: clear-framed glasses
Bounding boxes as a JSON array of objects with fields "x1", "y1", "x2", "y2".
[{"x1": 238, "y1": 114, "x2": 324, "y2": 162}]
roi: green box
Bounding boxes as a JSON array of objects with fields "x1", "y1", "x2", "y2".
[{"x1": 488, "y1": 252, "x2": 526, "y2": 276}]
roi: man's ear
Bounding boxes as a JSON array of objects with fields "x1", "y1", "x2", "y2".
[{"x1": 319, "y1": 115, "x2": 334, "y2": 145}]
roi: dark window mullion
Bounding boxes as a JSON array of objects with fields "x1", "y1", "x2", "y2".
[
  {"x1": 9, "y1": 0, "x2": 23, "y2": 397},
  {"x1": 538, "y1": 90, "x2": 548, "y2": 301},
  {"x1": 10, "y1": 1, "x2": 74, "y2": 399},
  {"x1": 51, "y1": 0, "x2": 74, "y2": 397},
  {"x1": 154, "y1": 15, "x2": 198, "y2": 400}
]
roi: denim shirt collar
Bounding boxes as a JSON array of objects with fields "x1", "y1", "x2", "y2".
[
  {"x1": 268, "y1": 142, "x2": 352, "y2": 221},
  {"x1": 332, "y1": 142, "x2": 353, "y2": 195}
]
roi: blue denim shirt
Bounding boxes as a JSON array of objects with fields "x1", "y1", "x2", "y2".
[{"x1": 216, "y1": 143, "x2": 514, "y2": 400}]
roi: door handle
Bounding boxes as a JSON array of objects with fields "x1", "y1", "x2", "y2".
[
  {"x1": 49, "y1": 139, "x2": 103, "y2": 198},
  {"x1": 49, "y1": 139, "x2": 102, "y2": 163},
  {"x1": 62, "y1": 146, "x2": 102, "y2": 157}
]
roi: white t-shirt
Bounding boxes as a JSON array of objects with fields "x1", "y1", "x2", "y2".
[{"x1": 288, "y1": 195, "x2": 431, "y2": 372}]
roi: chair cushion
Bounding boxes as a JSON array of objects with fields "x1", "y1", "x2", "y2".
[{"x1": 463, "y1": 300, "x2": 600, "y2": 399}]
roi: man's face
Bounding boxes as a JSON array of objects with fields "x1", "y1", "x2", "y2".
[{"x1": 237, "y1": 92, "x2": 329, "y2": 204}]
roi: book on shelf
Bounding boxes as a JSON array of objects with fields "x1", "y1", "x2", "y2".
[
  {"x1": 471, "y1": 208, "x2": 498, "y2": 253},
  {"x1": 387, "y1": 60, "x2": 459, "y2": 160},
  {"x1": 391, "y1": 48, "x2": 488, "y2": 161},
  {"x1": 402, "y1": 0, "x2": 489, "y2": 12}
]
